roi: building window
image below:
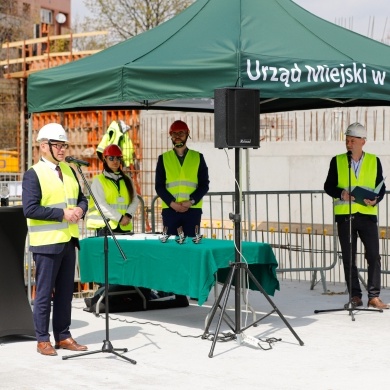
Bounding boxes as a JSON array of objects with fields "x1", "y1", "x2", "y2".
[{"x1": 40, "y1": 8, "x2": 53, "y2": 24}]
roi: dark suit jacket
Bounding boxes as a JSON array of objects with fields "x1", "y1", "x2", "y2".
[{"x1": 22, "y1": 164, "x2": 88, "y2": 254}]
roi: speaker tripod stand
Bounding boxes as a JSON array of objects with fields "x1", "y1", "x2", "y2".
[
  {"x1": 202, "y1": 148, "x2": 304, "y2": 357},
  {"x1": 62, "y1": 162, "x2": 136, "y2": 364}
]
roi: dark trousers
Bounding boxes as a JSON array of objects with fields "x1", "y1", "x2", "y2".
[
  {"x1": 162, "y1": 208, "x2": 202, "y2": 237},
  {"x1": 33, "y1": 241, "x2": 76, "y2": 342},
  {"x1": 337, "y1": 213, "x2": 381, "y2": 299}
]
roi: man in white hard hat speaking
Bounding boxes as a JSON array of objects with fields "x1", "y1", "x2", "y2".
[
  {"x1": 324, "y1": 122, "x2": 388, "y2": 310},
  {"x1": 22, "y1": 123, "x2": 89, "y2": 356}
]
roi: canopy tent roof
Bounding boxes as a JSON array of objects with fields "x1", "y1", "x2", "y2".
[{"x1": 27, "y1": 0, "x2": 390, "y2": 114}]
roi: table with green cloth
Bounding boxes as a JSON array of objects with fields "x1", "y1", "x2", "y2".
[{"x1": 79, "y1": 237, "x2": 280, "y2": 306}]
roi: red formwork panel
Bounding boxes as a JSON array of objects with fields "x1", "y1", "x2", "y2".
[{"x1": 31, "y1": 110, "x2": 140, "y2": 173}]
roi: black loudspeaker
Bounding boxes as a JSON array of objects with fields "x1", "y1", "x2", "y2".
[{"x1": 214, "y1": 88, "x2": 260, "y2": 149}]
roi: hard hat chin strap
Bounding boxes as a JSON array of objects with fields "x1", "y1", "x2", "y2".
[{"x1": 48, "y1": 143, "x2": 61, "y2": 163}]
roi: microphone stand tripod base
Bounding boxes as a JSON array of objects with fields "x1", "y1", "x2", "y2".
[
  {"x1": 62, "y1": 340, "x2": 136, "y2": 364},
  {"x1": 314, "y1": 303, "x2": 383, "y2": 322}
]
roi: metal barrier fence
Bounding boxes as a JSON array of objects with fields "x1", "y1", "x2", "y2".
[
  {"x1": 150, "y1": 190, "x2": 390, "y2": 292},
  {"x1": 3, "y1": 182, "x2": 390, "y2": 295},
  {"x1": 0, "y1": 181, "x2": 22, "y2": 206}
]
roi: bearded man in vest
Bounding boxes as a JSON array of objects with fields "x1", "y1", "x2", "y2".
[
  {"x1": 155, "y1": 120, "x2": 209, "y2": 237},
  {"x1": 324, "y1": 122, "x2": 388, "y2": 310},
  {"x1": 22, "y1": 123, "x2": 89, "y2": 356}
]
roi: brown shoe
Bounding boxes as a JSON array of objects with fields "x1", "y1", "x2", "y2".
[
  {"x1": 55, "y1": 337, "x2": 88, "y2": 351},
  {"x1": 344, "y1": 296, "x2": 363, "y2": 309},
  {"x1": 368, "y1": 297, "x2": 389, "y2": 309},
  {"x1": 37, "y1": 341, "x2": 57, "y2": 356}
]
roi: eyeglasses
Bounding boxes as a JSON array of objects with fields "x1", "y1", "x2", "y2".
[
  {"x1": 47, "y1": 142, "x2": 69, "y2": 150},
  {"x1": 171, "y1": 131, "x2": 187, "y2": 137},
  {"x1": 107, "y1": 156, "x2": 122, "y2": 162}
]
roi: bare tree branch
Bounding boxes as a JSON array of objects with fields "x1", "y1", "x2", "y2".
[{"x1": 77, "y1": 0, "x2": 194, "y2": 47}]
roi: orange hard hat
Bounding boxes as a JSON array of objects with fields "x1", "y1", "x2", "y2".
[
  {"x1": 169, "y1": 120, "x2": 190, "y2": 135},
  {"x1": 103, "y1": 144, "x2": 123, "y2": 157}
]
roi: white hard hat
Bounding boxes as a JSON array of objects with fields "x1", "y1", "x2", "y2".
[
  {"x1": 345, "y1": 122, "x2": 367, "y2": 138},
  {"x1": 36, "y1": 123, "x2": 68, "y2": 142}
]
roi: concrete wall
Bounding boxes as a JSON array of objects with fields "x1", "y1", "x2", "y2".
[
  {"x1": 140, "y1": 109, "x2": 390, "y2": 194},
  {"x1": 197, "y1": 140, "x2": 390, "y2": 193}
]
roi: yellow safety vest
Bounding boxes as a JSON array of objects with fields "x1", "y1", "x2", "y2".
[
  {"x1": 161, "y1": 150, "x2": 202, "y2": 209},
  {"x1": 87, "y1": 174, "x2": 133, "y2": 231},
  {"x1": 27, "y1": 161, "x2": 80, "y2": 246},
  {"x1": 334, "y1": 153, "x2": 377, "y2": 216},
  {"x1": 97, "y1": 121, "x2": 134, "y2": 167}
]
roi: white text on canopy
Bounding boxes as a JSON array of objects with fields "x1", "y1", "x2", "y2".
[{"x1": 246, "y1": 60, "x2": 386, "y2": 88}]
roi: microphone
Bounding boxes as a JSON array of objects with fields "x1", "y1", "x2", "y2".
[
  {"x1": 65, "y1": 156, "x2": 90, "y2": 167},
  {"x1": 347, "y1": 150, "x2": 352, "y2": 167}
]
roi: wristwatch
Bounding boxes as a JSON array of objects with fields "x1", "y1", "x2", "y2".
[{"x1": 190, "y1": 198, "x2": 195, "y2": 205}]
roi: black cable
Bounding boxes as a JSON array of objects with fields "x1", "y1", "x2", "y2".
[
  {"x1": 203, "y1": 332, "x2": 237, "y2": 343},
  {"x1": 74, "y1": 305, "x2": 282, "y2": 347},
  {"x1": 257, "y1": 337, "x2": 282, "y2": 350},
  {"x1": 73, "y1": 305, "x2": 203, "y2": 339}
]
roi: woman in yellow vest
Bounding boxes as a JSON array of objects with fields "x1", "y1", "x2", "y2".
[
  {"x1": 84, "y1": 144, "x2": 140, "y2": 310},
  {"x1": 87, "y1": 144, "x2": 139, "y2": 235}
]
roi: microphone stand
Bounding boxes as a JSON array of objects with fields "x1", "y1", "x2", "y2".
[
  {"x1": 62, "y1": 163, "x2": 136, "y2": 364},
  {"x1": 314, "y1": 151, "x2": 382, "y2": 320}
]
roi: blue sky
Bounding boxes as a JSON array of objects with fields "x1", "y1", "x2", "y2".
[{"x1": 71, "y1": 0, "x2": 389, "y2": 42}]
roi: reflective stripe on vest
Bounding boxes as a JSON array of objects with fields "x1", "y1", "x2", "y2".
[
  {"x1": 161, "y1": 150, "x2": 202, "y2": 209},
  {"x1": 334, "y1": 153, "x2": 377, "y2": 216},
  {"x1": 86, "y1": 174, "x2": 133, "y2": 231},
  {"x1": 27, "y1": 161, "x2": 80, "y2": 246},
  {"x1": 96, "y1": 121, "x2": 134, "y2": 167}
]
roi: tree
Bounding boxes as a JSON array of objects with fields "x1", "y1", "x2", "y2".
[
  {"x1": 1, "y1": 1, "x2": 22, "y2": 46},
  {"x1": 80, "y1": 0, "x2": 194, "y2": 46},
  {"x1": 71, "y1": 14, "x2": 111, "y2": 52}
]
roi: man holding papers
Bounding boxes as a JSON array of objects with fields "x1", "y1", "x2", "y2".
[{"x1": 324, "y1": 122, "x2": 388, "y2": 309}]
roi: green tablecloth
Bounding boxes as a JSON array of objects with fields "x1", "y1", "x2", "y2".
[{"x1": 79, "y1": 237, "x2": 280, "y2": 306}]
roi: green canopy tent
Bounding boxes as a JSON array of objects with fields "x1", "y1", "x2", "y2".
[
  {"x1": 27, "y1": 0, "x2": 390, "y2": 114},
  {"x1": 25, "y1": 0, "x2": 390, "y2": 345}
]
